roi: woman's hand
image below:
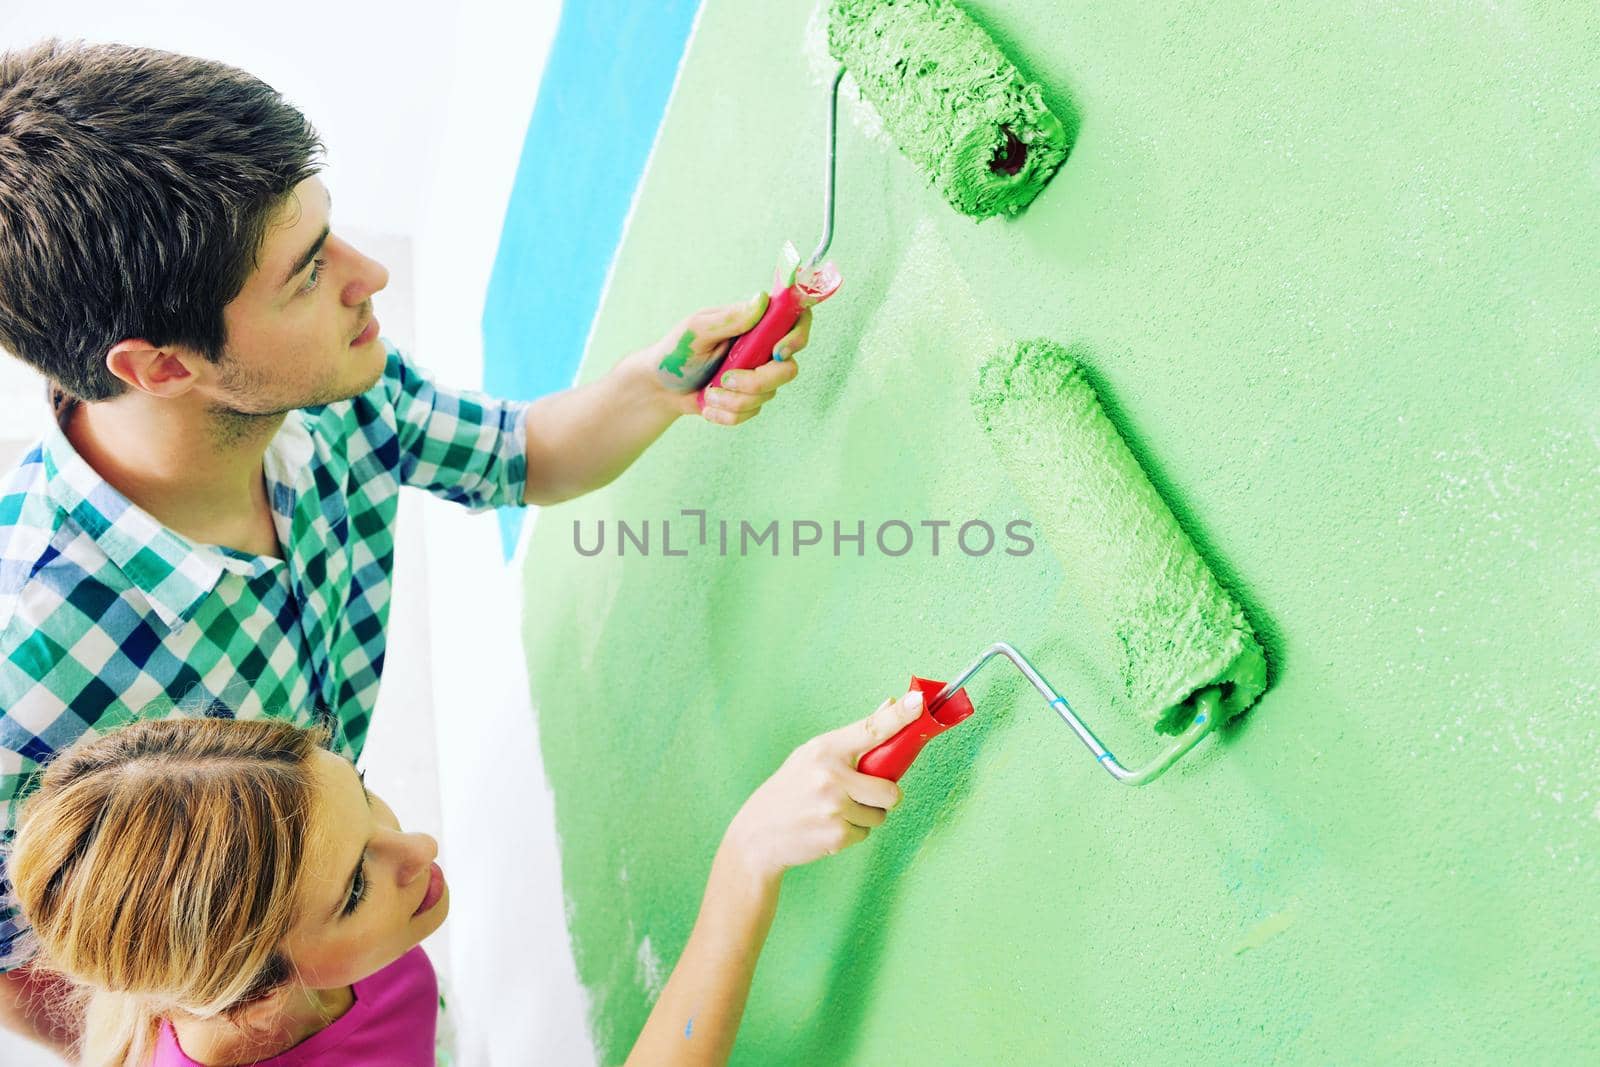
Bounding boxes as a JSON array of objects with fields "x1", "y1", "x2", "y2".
[
  {"x1": 722, "y1": 689, "x2": 924, "y2": 883},
  {"x1": 622, "y1": 690, "x2": 924, "y2": 1067}
]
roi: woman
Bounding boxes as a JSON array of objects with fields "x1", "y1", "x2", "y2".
[{"x1": 8, "y1": 690, "x2": 923, "y2": 1066}]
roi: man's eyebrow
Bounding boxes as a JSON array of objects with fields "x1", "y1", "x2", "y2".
[
  {"x1": 328, "y1": 766, "x2": 375, "y2": 920},
  {"x1": 280, "y1": 188, "x2": 334, "y2": 290}
]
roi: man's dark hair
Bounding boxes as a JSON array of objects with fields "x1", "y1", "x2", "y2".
[{"x1": 0, "y1": 40, "x2": 323, "y2": 401}]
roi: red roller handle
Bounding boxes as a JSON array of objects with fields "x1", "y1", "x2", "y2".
[
  {"x1": 856, "y1": 676, "x2": 977, "y2": 782},
  {"x1": 696, "y1": 257, "x2": 841, "y2": 412}
]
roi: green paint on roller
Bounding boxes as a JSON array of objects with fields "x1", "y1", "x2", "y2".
[
  {"x1": 829, "y1": 0, "x2": 1070, "y2": 219},
  {"x1": 972, "y1": 339, "x2": 1267, "y2": 734}
]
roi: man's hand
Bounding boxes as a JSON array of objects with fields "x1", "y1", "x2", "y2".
[
  {"x1": 521, "y1": 293, "x2": 810, "y2": 503},
  {"x1": 641, "y1": 294, "x2": 810, "y2": 425}
]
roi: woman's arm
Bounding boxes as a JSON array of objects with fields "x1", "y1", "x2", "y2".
[
  {"x1": 622, "y1": 835, "x2": 779, "y2": 1067},
  {"x1": 624, "y1": 690, "x2": 924, "y2": 1067}
]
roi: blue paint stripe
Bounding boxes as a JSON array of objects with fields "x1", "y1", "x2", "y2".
[{"x1": 483, "y1": 0, "x2": 702, "y2": 557}]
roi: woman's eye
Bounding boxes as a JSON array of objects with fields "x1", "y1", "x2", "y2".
[{"x1": 342, "y1": 860, "x2": 368, "y2": 917}]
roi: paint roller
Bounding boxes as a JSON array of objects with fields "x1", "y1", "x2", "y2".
[
  {"x1": 859, "y1": 340, "x2": 1269, "y2": 785},
  {"x1": 828, "y1": 0, "x2": 1070, "y2": 219},
  {"x1": 694, "y1": 0, "x2": 1072, "y2": 410}
]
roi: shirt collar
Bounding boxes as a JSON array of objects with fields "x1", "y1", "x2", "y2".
[
  {"x1": 40, "y1": 421, "x2": 229, "y2": 629},
  {"x1": 263, "y1": 413, "x2": 316, "y2": 500}
]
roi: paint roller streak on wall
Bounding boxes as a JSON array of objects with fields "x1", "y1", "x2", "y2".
[
  {"x1": 827, "y1": 0, "x2": 1070, "y2": 218},
  {"x1": 973, "y1": 339, "x2": 1267, "y2": 734}
]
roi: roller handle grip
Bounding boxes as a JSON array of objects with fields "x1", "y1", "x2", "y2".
[
  {"x1": 856, "y1": 727, "x2": 928, "y2": 783},
  {"x1": 856, "y1": 676, "x2": 977, "y2": 783},
  {"x1": 696, "y1": 285, "x2": 806, "y2": 412}
]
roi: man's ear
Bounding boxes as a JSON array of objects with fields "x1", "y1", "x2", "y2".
[{"x1": 105, "y1": 339, "x2": 203, "y2": 398}]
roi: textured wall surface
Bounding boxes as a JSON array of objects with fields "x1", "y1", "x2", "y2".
[{"x1": 517, "y1": 2, "x2": 1599, "y2": 1062}]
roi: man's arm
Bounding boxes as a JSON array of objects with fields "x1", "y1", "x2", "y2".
[
  {"x1": 0, "y1": 963, "x2": 78, "y2": 1059},
  {"x1": 520, "y1": 296, "x2": 807, "y2": 506}
]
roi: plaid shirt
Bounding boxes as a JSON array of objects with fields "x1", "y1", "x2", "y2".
[{"x1": 0, "y1": 343, "x2": 529, "y2": 970}]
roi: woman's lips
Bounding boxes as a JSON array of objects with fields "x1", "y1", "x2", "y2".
[{"x1": 413, "y1": 862, "x2": 445, "y2": 917}]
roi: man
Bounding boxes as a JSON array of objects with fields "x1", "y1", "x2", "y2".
[{"x1": 0, "y1": 40, "x2": 809, "y2": 1053}]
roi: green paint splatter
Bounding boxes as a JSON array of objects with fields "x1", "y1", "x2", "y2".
[
  {"x1": 655, "y1": 328, "x2": 725, "y2": 393},
  {"x1": 657, "y1": 329, "x2": 697, "y2": 380}
]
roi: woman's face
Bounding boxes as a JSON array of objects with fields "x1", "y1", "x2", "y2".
[{"x1": 281, "y1": 749, "x2": 449, "y2": 988}]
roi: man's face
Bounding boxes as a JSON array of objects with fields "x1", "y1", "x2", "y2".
[{"x1": 212, "y1": 176, "x2": 390, "y2": 416}]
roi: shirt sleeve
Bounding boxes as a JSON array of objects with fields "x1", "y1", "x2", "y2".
[{"x1": 362, "y1": 346, "x2": 531, "y2": 510}]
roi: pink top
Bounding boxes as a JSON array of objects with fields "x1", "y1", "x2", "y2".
[{"x1": 152, "y1": 946, "x2": 437, "y2": 1066}]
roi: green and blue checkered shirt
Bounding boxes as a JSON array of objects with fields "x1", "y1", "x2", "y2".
[{"x1": 0, "y1": 343, "x2": 529, "y2": 970}]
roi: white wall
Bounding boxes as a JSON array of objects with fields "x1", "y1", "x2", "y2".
[
  {"x1": 0, "y1": 4, "x2": 593, "y2": 1064},
  {"x1": 408, "y1": 2, "x2": 596, "y2": 1063}
]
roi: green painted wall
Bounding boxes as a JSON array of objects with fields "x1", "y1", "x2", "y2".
[{"x1": 519, "y1": 2, "x2": 1598, "y2": 1062}]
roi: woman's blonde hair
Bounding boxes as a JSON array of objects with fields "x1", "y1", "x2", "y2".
[{"x1": 9, "y1": 716, "x2": 329, "y2": 1066}]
